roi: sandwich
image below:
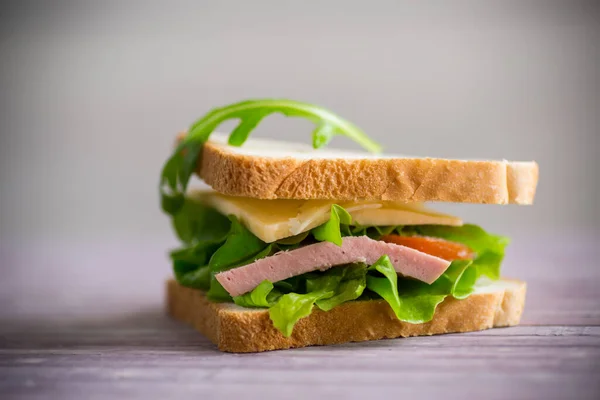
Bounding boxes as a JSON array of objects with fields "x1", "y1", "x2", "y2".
[{"x1": 160, "y1": 99, "x2": 539, "y2": 353}]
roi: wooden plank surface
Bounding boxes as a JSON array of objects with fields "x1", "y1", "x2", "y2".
[{"x1": 0, "y1": 236, "x2": 599, "y2": 399}]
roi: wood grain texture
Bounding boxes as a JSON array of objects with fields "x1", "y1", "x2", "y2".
[{"x1": 0, "y1": 236, "x2": 598, "y2": 399}]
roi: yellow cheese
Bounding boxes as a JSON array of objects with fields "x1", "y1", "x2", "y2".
[{"x1": 189, "y1": 190, "x2": 463, "y2": 243}]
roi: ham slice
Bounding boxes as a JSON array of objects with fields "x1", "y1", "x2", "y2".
[{"x1": 215, "y1": 236, "x2": 451, "y2": 297}]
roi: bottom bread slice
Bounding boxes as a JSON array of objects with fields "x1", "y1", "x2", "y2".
[{"x1": 166, "y1": 278, "x2": 526, "y2": 353}]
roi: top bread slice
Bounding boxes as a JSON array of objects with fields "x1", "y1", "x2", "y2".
[{"x1": 178, "y1": 133, "x2": 539, "y2": 204}]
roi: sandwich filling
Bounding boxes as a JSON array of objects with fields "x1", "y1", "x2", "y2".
[{"x1": 169, "y1": 190, "x2": 509, "y2": 337}]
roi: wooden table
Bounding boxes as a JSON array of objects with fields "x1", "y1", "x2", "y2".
[{"x1": 1, "y1": 236, "x2": 599, "y2": 399}]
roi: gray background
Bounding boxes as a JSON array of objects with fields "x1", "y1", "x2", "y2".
[
  {"x1": 0, "y1": 4, "x2": 599, "y2": 399},
  {"x1": 1, "y1": 0, "x2": 599, "y2": 245}
]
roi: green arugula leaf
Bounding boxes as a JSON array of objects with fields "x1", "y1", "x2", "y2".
[
  {"x1": 275, "y1": 231, "x2": 311, "y2": 250},
  {"x1": 207, "y1": 244, "x2": 275, "y2": 302},
  {"x1": 312, "y1": 123, "x2": 336, "y2": 148},
  {"x1": 312, "y1": 204, "x2": 353, "y2": 246},
  {"x1": 208, "y1": 216, "x2": 268, "y2": 272},
  {"x1": 160, "y1": 99, "x2": 382, "y2": 216},
  {"x1": 206, "y1": 280, "x2": 233, "y2": 302},
  {"x1": 171, "y1": 198, "x2": 231, "y2": 244},
  {"x1": 228, "y1": 111, "x2": 269, "y2": 146},
  {"x1": 169, "y1": 235, "x2": 227, "y2": 291},
  {"x1": 206, "y1": 217, "x2": 272, "y2": 301},
  {"x1": 173, "y1": 261, "x2": 211, "y2": 290},
  {"x1": 160, "y1": 141, "x2": 203, "y2": 215},
  {"x1": 169, "y1": 241, "x2": 222, "y2": 266}
]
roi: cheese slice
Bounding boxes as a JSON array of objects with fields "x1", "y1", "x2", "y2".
[{"x1": 189, "y1": 190, "x2": 463, "y2": 243}]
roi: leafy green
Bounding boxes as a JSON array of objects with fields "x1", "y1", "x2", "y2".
[
  {"x1": 400, "y1": 224, "x2": 509, "y2": 280},
  {"x1": 207, "y1": 247, "x2": 274, "y2": 302},
  {"x1": 315, "y1": 264, "x2": 367, "y2": 311},
  {"x1": 269, "y1": 292, "x2": 331, "y2": 337},
  {"x1": 207, "y1": 216, "x2": 271, "y2": 301},
  {"x1": 208, "y1": 217, "x2": 268, "y2": 272},
  {"x1": 173, "y1": 261, "x2": 211, "y2": 290},
  {"x1": 170, "y1": 239, "x2": 224, "y2": 290},
  {"x1": 264, "y1": 256, "x2": 478, "y2": 336},
  {"x1": 169, "y1": 205, "x2": 229, "y2": 291},
  {"x1": 160, "y1": 99, "x2": 382, "y2": 216},
  {"x1": 312, "y1": 204, "x2": 353, "y2": 246},
  {"x1": 442, "y1": 260, "x2": 478, "y2": 299},
  {"x1": 239, "y1": 264, "x2": 367, "y2": 337},
  {"x1": 169, "y1": 240, "x2": 223, "y2": 266},
  {"x1": 365, "y1": 256, "x2": 400, "y2": 306},
  {"x1": 367, "y1": 257, "x2": 477, "y2": 324},
  {"x1": 274, "y1": 276, "x2": 305, "y2": 293},
  {"x1": 165, "y1": 196, "x2": 510, "y2": 335},
  {"x1": 205, "y1": 278, "x2": 233, "y2": 302},
  {"x1": 172, "y1": 197, "x2": 231, "y2": 244},
  {"x1": 233, "y1": 280, "x2": 282, "y2": 308},
  {"x1": 160, "y1": 141, "x2": 204, "y2": 215},
  {"x1": 168, "y1": 212, "x2": 269, "y2": 300},
  {"x1": 275, "y1": 231, "x2": 311, "y2": 251},
  {"x1": 351, "y1": 224, "x2": 396, "y2": 239}
]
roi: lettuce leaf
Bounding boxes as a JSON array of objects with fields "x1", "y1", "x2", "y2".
[
  {"x1": 365, "y1": 256, "x2": 446, "y2": 324},
  {"x1": 269, "y1": 291, "x2": 333, "y2": 337},
  {"x1": 312, "y1": 204, "x2": 353, "y2": 246},
  {"x1": 315, "y1": 264, "x2": 367, "y2": 311},
  {"x1": 264, "y1": 257, "x2": 478, "y2": 336},
  {"x1": 365, "y1": 256, "x2": 404, "y2": 315},
  {"x1": 367, "y1": 257, "x2": 477, "y2": 324},
  {"x1": 240, "y1": 257, "x2": 479, "y2": 336},
  {"x1": 269, "y1": 266, "x2": 347, "y2": 337},
  {"x1": 233, "y1": 280, "x2": 282, "y2": 308},
  {"x1": 443, "y1": 259, "x2": 478, "y2": 299},
  {"x1": 401, "y1": 224, "x2": 509, "y2": 280},
  {"x1": 237, "y1": 264, "x2": 367, "y2": 337}
]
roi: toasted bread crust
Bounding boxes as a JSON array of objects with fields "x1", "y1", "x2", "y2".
[
  {"x1": 195, "y1": 139, "x2": 538, "y2": 204},
  {"x1": 166, "y1": 279, "x2": 526, "y2": 353}
]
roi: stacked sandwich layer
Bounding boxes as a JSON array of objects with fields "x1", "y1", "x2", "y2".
[
  {"x1": 163, "y1": 138, "x2": 537, "y2": 352},
  {"x1": 170, "y1": 187, "x2": 512, "y2": 338},
  {"x1": 160, "y1": 99, "x2": 537, "y2": 352}
]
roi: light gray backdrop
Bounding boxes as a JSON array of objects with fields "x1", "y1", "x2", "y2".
[{"x1": 1, "y1": 0, "x2": 598, "y2": 245}]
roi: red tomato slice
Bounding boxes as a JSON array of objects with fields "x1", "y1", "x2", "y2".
[{"x1": 380, "y1": 235, "x2": 475, "y2": 261}]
